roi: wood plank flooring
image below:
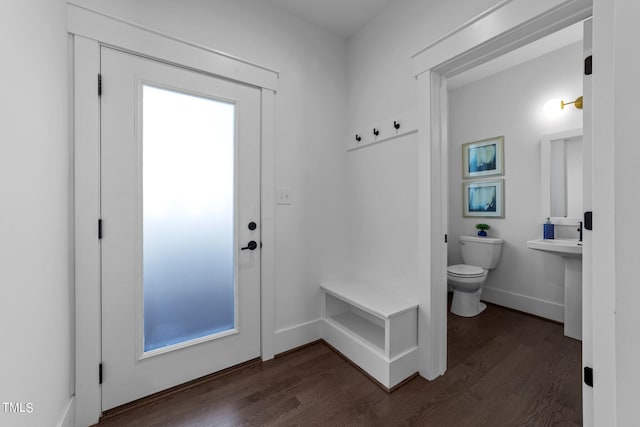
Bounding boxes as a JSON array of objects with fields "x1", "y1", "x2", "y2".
[{"x1": 96, "y1": 300, "x2": 582, "y2": 426}]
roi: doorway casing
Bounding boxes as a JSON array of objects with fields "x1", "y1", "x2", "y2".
[
  {"x1": 69, "y1": 4, "x2": 278, "y2": 425},
  {"x1": 410, "y1": 0, "x2": 601, "y2": 424}
]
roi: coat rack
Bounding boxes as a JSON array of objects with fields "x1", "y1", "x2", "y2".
[{"x1": 349, "y1": 110, "x2": 417, "y2": 151}]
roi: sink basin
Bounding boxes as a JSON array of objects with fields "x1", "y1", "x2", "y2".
[{"x1": 526, "y1": 238, "x2": 582, "y2": 256}]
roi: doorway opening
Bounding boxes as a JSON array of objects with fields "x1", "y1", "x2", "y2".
[
  {"x1": 70, "y1": 6, "x2": 278, "y2": 424},
  {"x1": 411, "y1": 0, "x2": 592, "y2": 422}
]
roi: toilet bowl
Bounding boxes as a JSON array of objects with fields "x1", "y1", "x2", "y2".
[
  {"x1": 447, "y1": 264, "x2": 488, "y2": 317},
  {"x1": 447, "y1": 236, "x2": 503, "y2": 317}
]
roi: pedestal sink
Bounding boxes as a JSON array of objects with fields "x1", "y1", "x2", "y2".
[{"x1": 526, "y1": 238, "x2": 582, "y2": 340}]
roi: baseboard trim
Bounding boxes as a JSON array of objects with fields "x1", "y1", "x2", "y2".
[
  {"x1": 278, "y1": 339, "x2": 420, "y2": 393},
  {"x1": 56, "y1": 396, "x2": 75, "y2": 427},
  {"x1": 274, "y1": 318, "x2": 323, "y2": 354},
  {"x1": 321, "y1": 340, "x2": 419, "y2": 393},
  {"x1": 481, "y1": 286, "x2": 564, "y2": 323},
  {"x1": 274, "y1": 339, "x2": 323, "y2": 359}
]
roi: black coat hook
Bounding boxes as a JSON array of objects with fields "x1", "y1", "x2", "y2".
[
  {"x1": 355, "y1": 134, "x2": 361, "y2": 142},
  {"x1": 393, "y1": 121, "x2": 400, "y2": 130},
  {"x1": 373, "y1": 128, "x2": 379, "y2": 136}
]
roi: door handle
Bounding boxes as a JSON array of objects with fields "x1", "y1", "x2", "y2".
[{"x1": 241, "y1": 240, "x2": 258, "y2": 251}]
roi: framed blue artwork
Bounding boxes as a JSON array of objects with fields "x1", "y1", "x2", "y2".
[
  {"x1": 463, "y1": 180, "x2": 504, "y2": 218},
  {"x1": 462, "y1": 136, "x2": 504, "y2": 178}
]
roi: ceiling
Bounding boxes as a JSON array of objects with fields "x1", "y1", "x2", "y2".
[
  {"x1": 262, "y1": 0, "x2": 396, "y2": 38},
  {"x1": 261, "y1": 1, "x2": 582, "y2": 87}
]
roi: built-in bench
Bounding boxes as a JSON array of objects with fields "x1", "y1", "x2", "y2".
[{"x1": 321, "y1": 280, "x2": 419, "y2": 391}]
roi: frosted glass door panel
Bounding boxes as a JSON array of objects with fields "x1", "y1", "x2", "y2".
[
  {"x1": 101, "y1": 47, "x2": 260, "y2": 410},
  {"x1": 143, "y1": 85, "x2": 236, "y2": 353}
]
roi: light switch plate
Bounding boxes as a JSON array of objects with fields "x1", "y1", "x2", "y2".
[{"x1": 276, "y1": 188, "x2": 293, "y2": 205}]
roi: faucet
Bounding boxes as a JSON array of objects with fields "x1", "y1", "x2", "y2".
[{"x1": 578, "y1": 221, "x2": 583, "y2": 242}]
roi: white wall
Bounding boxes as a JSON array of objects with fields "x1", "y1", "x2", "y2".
[
  {"x1": 346, "y1": 0, "x2": 586, "y2": 321},
  {"x1": 348, "y1": 0, "x2": 639, "y2": 422},
  {"x1": 347, "y1": 0, "x2": 501, "y2": 127},
  {"x1": 346, "y1": 0, "x2": 502, "y2": 296},
  {"x1": 0, "y1": 1, "x2": 73, "y2": 426},
  {"x1": 347, "y1": 134, "x2": 418, "y2": 292},
  {"x1": 72, "y1": 0, "x2": 350, "y2": 345},
  {"x1": 609, "y1": 0, "x2": 640, "y2": 423},
  {"x1": 448, "y1": 42, "x2": 583, "y2": 320}
]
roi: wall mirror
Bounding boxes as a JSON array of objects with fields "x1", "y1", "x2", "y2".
[{"x1": 540, "y1": 129, "x2": 583, "y2": 225}]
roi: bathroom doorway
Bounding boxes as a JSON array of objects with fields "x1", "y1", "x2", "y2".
[
  {"x1": 411, "y1": 1, "x2": 593, "y2": 422},
  {"x1": 445, "y1": 23, "x2": 585, "y2": 322},
  {"x1": 444, "y1": 20, "x2": 590, "y2": 424}
]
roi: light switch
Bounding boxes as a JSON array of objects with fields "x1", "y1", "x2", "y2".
[{"x1": 276, "y1": 188, "x2": 293, "y2": 205}]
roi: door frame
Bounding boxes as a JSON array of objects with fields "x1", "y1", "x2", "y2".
[
  {"x1": 69, "y1": 4, "x2": 278, "y2": 425},
  {"x1": 410, "y1": 0, "x2": 609, "y2": 424}
]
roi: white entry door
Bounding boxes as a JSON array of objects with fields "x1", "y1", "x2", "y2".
[{"x1": 100, "y1": 47, "x2": 261, "y2": 410}]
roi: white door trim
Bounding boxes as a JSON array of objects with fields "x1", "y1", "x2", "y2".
[
  {"x1": 70, "y1": 6, "x2": 278, "y2": 425},
  {"x1": 67, "y1": 2, "x2": 278, "y2": 91},
  {"x1": 411, "y1": 0, "x2": 599, "y2": 413},
  {"x1": 412, "y1": 0, "x2": 592, "y2": 78},
  {"x1": 415, "y1": 71, "x2": 448, "y2": 380},
  {"x1": 72, "y1": 34, "x2": 102, "y2": 427},
  {"x1": 580, "y1": 18, "x2": 594, "y2": 425}
]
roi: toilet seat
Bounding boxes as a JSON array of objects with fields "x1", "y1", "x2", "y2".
[{"x1": 447, "y1": 264, "x2": 485, "y2": 278}]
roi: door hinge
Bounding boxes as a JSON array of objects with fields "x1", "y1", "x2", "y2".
[
  {"x1": 99, "y1": 363, "x2": 103, "y2": 385},
  {"x1": 584, "y1": 366, "x2": 593, "y2": 387},
  {"x1": 584, "y1": 211, "x2": 593, "y2": 231},
  {"x1": 98, "y1": 74, "x2": 103, "y2": 96},
  {"x1": 98, "y1": 219, "x2": 103, "y2": 239},
  {"x1": 585, "y1": 55, "x2": 592, "y2": 76},
  {"x1": 444, "y1": 234, "x2": 448, "y2": 243}
]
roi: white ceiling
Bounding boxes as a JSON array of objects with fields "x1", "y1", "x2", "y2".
[
  {"x1": 261, "y1": 2, "x2": 583, "y2": 87},
  {"x1": 262, "y1": 0, "x2": 396, "y2": 38}
]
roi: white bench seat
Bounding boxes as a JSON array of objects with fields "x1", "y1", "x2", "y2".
[{"x1": 321, "y1": 280, "x2": 419, "y2": 390}]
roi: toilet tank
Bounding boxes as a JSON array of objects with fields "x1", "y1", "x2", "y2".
[{"x1": 459, "y1": 235, "x2": 504, "y2": 269}]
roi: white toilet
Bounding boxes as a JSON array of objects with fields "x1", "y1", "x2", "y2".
[{"x1": 448, "y1": 235, "x2": 504, "y2": 317}]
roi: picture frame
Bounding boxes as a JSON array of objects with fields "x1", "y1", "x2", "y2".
[
  {"x1": 462, "y1": 136, "x2": 504, "y2": 178},
  {"x1": 463, "y1": 180, "x2": 504, "y2": 218}
]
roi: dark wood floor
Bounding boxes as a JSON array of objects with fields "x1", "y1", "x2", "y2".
[{"x1": 97, "y1": 300, "x2": 582, "y2": 426}]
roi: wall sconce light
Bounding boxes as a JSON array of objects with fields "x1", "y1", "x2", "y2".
[{"x1": 560, "y1": 96, "x2": 583, "y2": 110}]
